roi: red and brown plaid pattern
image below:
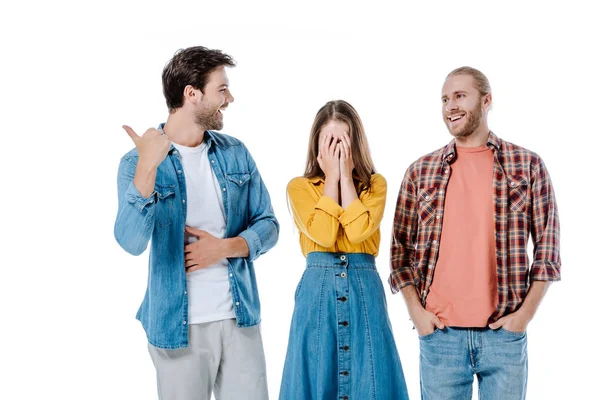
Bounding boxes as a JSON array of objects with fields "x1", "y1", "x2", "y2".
[{"x1": 389, "y1": 132, "x2": 561, "y2": 321}]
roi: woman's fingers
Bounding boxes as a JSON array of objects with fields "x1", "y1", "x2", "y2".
[{"x1": 319, "y1": 133, "x2": 328, "y2": 155}]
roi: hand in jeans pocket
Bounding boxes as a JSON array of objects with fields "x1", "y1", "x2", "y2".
[{"x1": 489, "y1": 310, "x2": 530, "y2": 334}]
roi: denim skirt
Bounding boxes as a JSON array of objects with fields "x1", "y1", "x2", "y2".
[{"x1": 279, "y1": 252, "x2": 409, "y2": 400}]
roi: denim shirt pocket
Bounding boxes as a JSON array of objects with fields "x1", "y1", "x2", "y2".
[
  {"x1": 226, "y1": 173, "x2": 251, "y2": 215},
  {"x1": 154, "y1": 184, "x2": 176, "y2": 228}
]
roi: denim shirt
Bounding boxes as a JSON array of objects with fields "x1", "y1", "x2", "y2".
[{"x1": 114, "y1": 127, "x2": 279, "y2": 349}]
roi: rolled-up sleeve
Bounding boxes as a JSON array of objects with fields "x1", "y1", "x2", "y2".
[
  {"x1": 237, "y1": 145, "x2": 279, "y2": 262},
  {"x1": 389, "y1": 169, "x2": 420, "y2": 293},
  {"x1": 529, "y1": 157, "x2": 561, "y2": 282},
  {"x1": 114, "y1": 156, "x2": 156, "y2": 256}
]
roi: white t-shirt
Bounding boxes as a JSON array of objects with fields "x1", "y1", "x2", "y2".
[{"x1": 173, "y1": 141, "x2": 235, "y2": 324}]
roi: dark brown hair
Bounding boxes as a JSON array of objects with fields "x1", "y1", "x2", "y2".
[
  {"x1": 162, "y1": 46, "x2": 235, "y2": 112},
  {"x1": 304, "y1": 100, "x2": 376, "y2": 192}
]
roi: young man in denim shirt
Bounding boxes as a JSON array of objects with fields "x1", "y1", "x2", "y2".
[{"x1": 114, "y1": 46, "x2": 279, "y2": 399}]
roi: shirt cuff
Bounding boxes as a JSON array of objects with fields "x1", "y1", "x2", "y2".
[
  {"x1": 239, "y1": 229, "x2": 261, "y2": 263},
  {"x1": 125, "y1": 182, "x2": 157, "y2": 212},
  {"x1": 388, "y1": 267, "x2": 420, "y2": 294},
  {"x1": 529, "y1": 261, "x2": 561, "y2": 282},
  {"x1": 315, "y1": 196, "x2": 344, "y2": 218},
  {"x1": 339, "y1": 198, "x2": 368, "y2": 226}
]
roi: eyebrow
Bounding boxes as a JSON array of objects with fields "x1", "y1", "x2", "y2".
[{"x1": 441, "y1": 90, "x2": 467, "y2": 99}]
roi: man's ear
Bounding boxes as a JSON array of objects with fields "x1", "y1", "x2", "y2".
[
  {"x1": 482, "y1": 93, "x2": 492, "y2": 112},
  {"x1": 183, "y1": 85, "x2": 202, "y2": 104}
]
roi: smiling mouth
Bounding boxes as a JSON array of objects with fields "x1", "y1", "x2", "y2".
[{"x1": 447, "y1": 113, "x2": 465, "y2": 123}]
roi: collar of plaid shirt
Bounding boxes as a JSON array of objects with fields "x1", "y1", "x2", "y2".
[{"x1": 389, "y1": 131, "x2": 561, "y2": 322}]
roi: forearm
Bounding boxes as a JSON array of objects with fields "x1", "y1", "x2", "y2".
[
  {"x1": 323, "y1": 178, "x2": 339, "y2": 204},
  {"x1": 340, "y1": 176, "x2": 358, "y2": 209},
  {"x1": 220, "y1": 236, "x2": 250, "y2": 258},
  {"x1": 115, "y1": 159, "x2": 157, "y2": 255},
  {"x1": 517, "y1": 281, "x2": 552, "y2": 320},
  {"x1": 401, "y1": 285, "x2": 424, "y2": 315},
  {"x1": 133, "y1": 160, "x2": 158, "y2": 198}
]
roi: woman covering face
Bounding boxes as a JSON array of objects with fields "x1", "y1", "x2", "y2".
[{"x1": 279, "y1": 100, "x2": 409, "y2": 400}]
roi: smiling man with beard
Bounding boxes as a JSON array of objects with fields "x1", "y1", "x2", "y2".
[
  {"x1": 114, "y1": 46, "x2": 278, "y2": 399},
  {"x1": 389, "y1": 67, "x2": 561, "y2": 399}
]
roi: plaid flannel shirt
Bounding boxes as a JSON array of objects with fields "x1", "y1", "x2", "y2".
[{"x1": 389, "y1": 132, "x2": 561, "y2": 321}]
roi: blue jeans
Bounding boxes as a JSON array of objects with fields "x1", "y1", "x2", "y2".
[
  {"x1": 280, "y1": 252, "x2": 409, "y2": 400},
  {"x1": 419, "y1": 327, "x2": 527, "y2": 400}
]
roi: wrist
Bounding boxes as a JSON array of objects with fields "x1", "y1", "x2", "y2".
[
  {"x1": 407, "y1": 302, "x2": 425, "y2": 317},
  {"x1": 217, "y1": 238, "x2": 230, "y2": 259},
  {"x1": 137, "y1": 158, "x2": 159, "y2": 172},
  {"x1": 340, "y1": 175, "x2": 353, "y2": 185},
  {"x1": 514, "y1": 306, "x2": 534, "y2": 322},
  {"x1": 340, "y1": 171, "x2": 354, "y2": 184},
  {"x1": 324, "y1": 174, "x2": 340, "y2": 183}
]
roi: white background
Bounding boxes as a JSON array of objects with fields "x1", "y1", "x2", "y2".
[{"x1": 2, "y1": 1, "x2": 599, "y2": 399}]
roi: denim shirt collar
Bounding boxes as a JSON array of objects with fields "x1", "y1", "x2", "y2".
[{"x1": 157, "y1": 122, "x2": 227, "y2": 153}]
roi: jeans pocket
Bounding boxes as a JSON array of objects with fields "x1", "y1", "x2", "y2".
[
  {"x1": 500, "y1": 326, "x2": 526, "y2": 337},
  {"x1": 418, "y1": 327, "x2": 442, "y2": 340}
]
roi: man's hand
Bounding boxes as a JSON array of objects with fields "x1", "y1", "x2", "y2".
[
  {"x1": 409, "y1": 304, "x2": 446, "y2": 336},
  {"x1": 123, "y1": 125, "x2": 171, "y2": 169},
  {"x1": 122, "y1": 125, "x2": 171, "y2": 198},
  {"x1": 400, "y1": 285, "x2": 445, "y2": 336},
  {"x1": 489, "y1": 311, "x2": 531, "y2": 333},
  {"x1": 184, "y1": 227, "x2": 225, "y2": 273},
  {"x1": 489, "y1": 281, "x2": 552, "y2": 333}
]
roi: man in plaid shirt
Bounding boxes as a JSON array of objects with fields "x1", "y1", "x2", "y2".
[{"x1": 389, "y1": 67, "x2": 561, "y2": 399}]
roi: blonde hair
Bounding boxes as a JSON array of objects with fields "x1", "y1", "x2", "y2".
[{"x1": 447, "y1": 66, "x2": 491, "y2": 97}]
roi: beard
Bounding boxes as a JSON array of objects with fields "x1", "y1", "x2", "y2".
[
  {"x1": 446, "y1": 99, "x2": 482, "y2": 138},
  {"x1": 195, "y1": 103, "x2": 224, "y2": 131}
]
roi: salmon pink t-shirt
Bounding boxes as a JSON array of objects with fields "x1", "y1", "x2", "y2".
[{"x1": 425, "y1": 145, "x2": 499, "y2": 327}]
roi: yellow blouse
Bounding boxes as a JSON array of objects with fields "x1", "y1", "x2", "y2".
[{"x1": 287, "y1": 174, "x2": 387, "y2": 257}]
